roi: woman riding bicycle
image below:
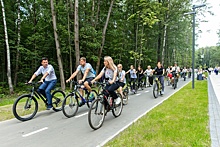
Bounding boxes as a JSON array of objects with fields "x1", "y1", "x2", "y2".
[
  {"x1": 117, "y1": 64, "x2": 126, "y2": 98},
  {"x1": 126, "y1": 65, "x2": 137, "y2": 92},
  {"x1": 137, "y1": 65, "x2": 144, "y2": 88},
  {"x1": 91, "y1": 56, "x2": 121, "y2": 105},
  {"x1": 152, "y1": 62, "x2": 165, "y2": 95}
]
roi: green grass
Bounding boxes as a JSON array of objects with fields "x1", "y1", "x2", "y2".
[{"x1": 105, "y1": 81, "x2": 210, "y2": 147}]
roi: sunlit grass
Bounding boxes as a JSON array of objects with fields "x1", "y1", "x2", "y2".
[{"x1": 105, "y1": 81, "x2": 210, "y2": 147}]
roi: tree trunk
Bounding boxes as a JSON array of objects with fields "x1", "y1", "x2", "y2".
[
  {"x1": 14, "y1": 0, "x2": 21, "y2": 86},
  {"x1": 74, "y1": 0, "x2": 81, "y2": 80},
  {"x1": 161, "y1": 24, "x2": 167, "y2": 66},
  {"x1": 94, "y1": 0, "x2": 100, "y2": 29},
  {"x1": 96, "y1": 0, "x2": 114, "y2": 73},
  {"x1": 1, "y1": 0, "x2": 14, "y2": 94},
  {"x1": 50, "y1": 0, "x2": 65, "y2": 90},
  {"x1": 67, "y1": 0, "x2": 73, "y2": 89}
]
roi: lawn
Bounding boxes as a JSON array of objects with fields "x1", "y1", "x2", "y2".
[{"x1": 105, "y1": 81, "x2": 210, "y2": 146}]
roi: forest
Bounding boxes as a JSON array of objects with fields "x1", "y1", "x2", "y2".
[{"x1": 1, "y1": 0, "x2": 217, "y2": 94}]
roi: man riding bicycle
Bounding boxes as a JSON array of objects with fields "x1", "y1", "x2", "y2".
[
  {"x1": 152, "y1": 62, "x2": 165, "y2": 95},
  {"x1": 171, "y1": 62, "x2": 180, "y2": 86},
  {"x1": 28, "y1": 57, "x2": 57, "y2": 110},
  {"x1": 66, "y1": 57, "x2": 95, "y2": 105}
]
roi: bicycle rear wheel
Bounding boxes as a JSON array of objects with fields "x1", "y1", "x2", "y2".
[
  {"x1": 62, "y1": 93, "x2": 79, "y2": 118},
  {"x1": 123, "y1": 89, "x2": 128, "y2": 105},
  {"x1": 112, "y1": 93, "x2": 123, "y2": 117},
  {"x1": 153, "y1": 83, "x2": 159, "y2": 98},
  {"x1": 12, "y1": 94, "x2": 38, "y2": 121},
  {"x1": 88, "y1": 96, "x2": 105, "y2": 130},
  {"x1": 86, "y1": 90, "x2": 98, "y2": 108},
  {"x1": 51, "y1": 90, "x2": 65, "y2": 111}
]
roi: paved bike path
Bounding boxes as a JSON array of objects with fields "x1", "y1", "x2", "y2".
[
  {"x1": 0, "y1": 78, "x2": 190, "y2": 147},
  {"x1": 208, "y1": 73, "x2": 220, "y2": 147}
]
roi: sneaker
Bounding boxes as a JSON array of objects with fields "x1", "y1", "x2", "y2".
[
  {"x1": 115, "y1": 97, "x2": 121, "y2": 105},
  {"x1": 161, "y1": 91, "x2": 164, "y2": 95},
  {"x1": 46, "y1": 105, "x2": 53, "y2": 110},
  {"x1": 78, "y1": 101, "x2": 85, "y2": 107},
  {"x1": 89, "y1": 93, "x2": 95, "y2": 101}
]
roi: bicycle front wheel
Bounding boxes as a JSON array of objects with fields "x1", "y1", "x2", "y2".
[
  {"x1": 88, "y1": 97, "x2": 105, "y2": 130},
  {"x1": 112, "y1": 93, "x2": 123, "y2": 117},
  {"x1": 62, "y1": 93, "x2": 79, "y2": 118},
  {"x1": 51, "y1": 90, "x2": 65, "y2": 112},
  {"x1": 153, "y1": 83, "x2": 159, "y2": 98},
  {"x1": 86, "y1": 90, "x2": 98, "y2": 108},
  {"x1": 12, "y1": 94, "x2": 38, "y2": 121}
]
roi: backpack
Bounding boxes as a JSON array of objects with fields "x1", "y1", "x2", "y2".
[{"x1": 90, "y1": 67, "x2": 96, "y2": 76}]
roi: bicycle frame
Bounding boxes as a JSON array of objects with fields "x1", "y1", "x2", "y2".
[
  {"x1": 28, "y1": 83, "x2": 48, "y2": 105},
  {"x1": 70, "y1": 81, "x2": 90, "y2": 103}
]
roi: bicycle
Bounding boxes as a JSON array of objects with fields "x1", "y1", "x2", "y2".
[
  {"x1": 152, "y1": 75, "x2": 162, "y2": 98},
  {"x1": 12, "y1": 82, "x2": 65, "y2": 121},
  {"x1": 88, "y1": 82, "x2": 123, "y2": 130},
  {"x1": 62, "y1": 81, "x2": 98, "y2": 118},
  {"x1": 171, "y1": 73, "x2": 179, "y2": 89},
  {"x1": 137, "y1": 78, "x2": 145, "y2": 90}
]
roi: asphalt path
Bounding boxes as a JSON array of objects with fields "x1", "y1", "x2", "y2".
[{"x1": 0, "y1": 77, "x2": 190, "y2": 147}]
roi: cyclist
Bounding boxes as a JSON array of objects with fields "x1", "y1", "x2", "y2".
[
  {"x1": 117, "y1": 64, "x2": 126, "y2": 98},
  {"x1": 171, "y1": 62, "x2": 180, "y2": 86},
  {"x1": 137, "y1": 65, "x2": 144, "y2": 88},
  {"x1": 91, "y1": 56, "x2": 121, "y2": 105},
  {"x1": 126, "y1": 65, "x2": 137, "y2": 92},
  {"x1": 152, "y1": 61, "x2": 165, "y2": 94},
  {"x1": 66, "y1": 57, "x2": 95, "y2": 106},
  {"x1": 144, "y1": 65, "x2": 153, "y2": 87},
  {"x1": 182, "y1": 67, "x2": 187, "y2": 81},
  {"x1": 28, "y1": 57, "x2": 57, "y2": 110}
]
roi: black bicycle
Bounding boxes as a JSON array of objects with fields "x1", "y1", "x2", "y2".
[
  {"x1": 152, "y1": 75, "x2": 162, "y2": 98},
  {"x1": 172, "y1": 73, "x2": 179, "y2": 89},
  {"x1": 88, "y1": 82, "x2": 123, "y2": 130},
  {"x1": 12, "y1": 82, "x2": 65, "y2": 121},
  {"x1": 62, "y1": 81, "x2": 98, "y2": 118}
]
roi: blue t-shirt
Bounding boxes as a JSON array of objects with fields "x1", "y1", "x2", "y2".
[
  {"x1": 77, "y1": 63, "x2": 95, "y2": 78},
  {"x1": 129, "y1": 69, "x2": 137, "y2": 78}
]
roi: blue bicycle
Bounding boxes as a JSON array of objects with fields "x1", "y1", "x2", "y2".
[{"x1": 62, "y1": 81, "x2": 98, "y2": 118}]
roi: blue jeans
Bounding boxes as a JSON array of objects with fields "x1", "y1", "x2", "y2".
[
  {"x1": 38, "y1": 79, "x2": 57, "y2": 106},
  {"x1": 158, "y1": 76, "x2": 164, "y2": 91}
]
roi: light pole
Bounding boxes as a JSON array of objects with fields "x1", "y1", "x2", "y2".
[{"x1": 184, "y1": 4, "x2": 206, "y2": 89}]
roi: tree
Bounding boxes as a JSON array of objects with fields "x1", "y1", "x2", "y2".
[
  {"x1": 95, "y1": 0, "x2": 114, "y2": 73},
  {"x1": 0, "y1": 0, "x2": 14, "y2": 94},
  {"x1": 50, "y1": 0, "x2": 65, "y2": 90}
]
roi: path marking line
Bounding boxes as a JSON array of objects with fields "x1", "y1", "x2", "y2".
[
  {"x1": 75, "y1": 112, "x2": 88, "y2": 118},
  {"x1": 144, "y1": 91, "x2": 149, "y2": 93},
  {"x1": 22, "y1": 127, "x2": 48, "y2": 137},
  {"x1": 135, "y1": 93, "x2": 141, "y2": 96}
]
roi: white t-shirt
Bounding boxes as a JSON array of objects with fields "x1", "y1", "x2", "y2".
[
  {"x1": 35, "y1": 64, "x2": 57, "y2": 81},
  {"x1": 144, "y1": 69, "x2": 152, "y2": 76},
  {"x1": 118, "y1": 70, "x2": 126, "y2": 84},
  {"x1": 101, "y1": 66, "x2": 118, "y2": 81}
]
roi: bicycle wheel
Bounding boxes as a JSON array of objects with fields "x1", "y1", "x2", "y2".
[
  {"x1": 51, "y1": 90, "x2": 65, "y2": 112},
  {"x1": 62, "y1": 93, "x2": 79, "y2": 118},
  {"x1": 122, "y1": 89, "x2": 128, "y2": 105},
  {"x1": 13, "y1": 94, "x2": 38, "y2": 121},
  {"x1": 112, "y1": 93, "x2": 123, "y2": 117},
  {"x1": 86, "y1": 90, "x2": 98, "y2": 108},
  {"x1": 153, "y1": 83, "x2": 159, "y2": 98},
  {"x1": 88, "y1": 97, "x2": 105, "y2": 130}
]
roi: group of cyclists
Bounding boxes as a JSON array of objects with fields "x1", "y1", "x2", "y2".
[{"x1": 28, "y1": 57, "x2": 189, "y2": 110}]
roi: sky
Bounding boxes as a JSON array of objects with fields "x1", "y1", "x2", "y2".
[{"x1": 195, "y1": 0, "x2": 220, "y2": 48}]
